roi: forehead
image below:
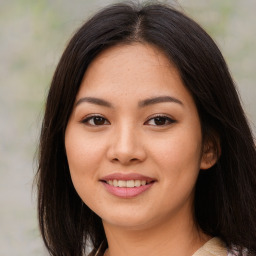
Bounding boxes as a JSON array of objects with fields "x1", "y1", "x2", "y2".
[
  {"x1": 90, "y1": 43, "x2": 172, "y2": 69},
  {"x1": 76, "y1": 43, "x2": 193, "y2": 108}
]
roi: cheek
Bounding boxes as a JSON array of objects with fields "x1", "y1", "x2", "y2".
[
  {"x1": 65, "y1": 126, "x2": 106, "y2": 192},
  {"x1": 149, "y1": 126, "x2": 202, "y2": 190},
  {"x1": 65, "y1": 130, "x2": 108, "y2": 211},
  {"x1": 152, "y1": 130, "x2": 202, "y2": 167},
  {"x1": 149, "y1": 131, "x2": 202, "y2": 211},
  {"x1": 65, "y1": 127, "x2": 103, "y2": 168}
]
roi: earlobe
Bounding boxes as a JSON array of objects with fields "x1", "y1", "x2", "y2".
[{"x1": 200, "y1": 140, "x2": 220, "y2": 170}]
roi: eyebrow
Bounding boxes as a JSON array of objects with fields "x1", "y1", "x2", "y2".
[
  {"x1": 138, "y1": 96, "x2": 183, "y2": 107},
  {"x1": 75, "y1": 97, "x2": 113, "y2": 108},
  {"x1": 75, "y1": 95, "x2": 183, "y2": 108}
]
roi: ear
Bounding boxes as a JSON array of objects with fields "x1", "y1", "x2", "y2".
[{"x1": 200, "y1": 138, "x2": 221, "y2": 170}]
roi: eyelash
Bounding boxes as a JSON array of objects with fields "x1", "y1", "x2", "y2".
[
  {"x1": 81, "y1": 114, "x2": 176, "y2": 126},
  {"x1": 81, "y1": 115, "x2": 110, "y2": 126},
  {"x1": 144, "y1": 115, "x2": 176, "y2": 126}
]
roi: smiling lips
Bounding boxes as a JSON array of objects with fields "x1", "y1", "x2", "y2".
[
  {"x1": 100, "y1": 173, "x2": 156, "y2": 198},
  {"x1": 107, "y1": 179, "x2": 147, "y2": 187}
]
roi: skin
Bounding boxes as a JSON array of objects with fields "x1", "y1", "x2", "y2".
[{"x1": 65, "y1": 43, "x2": 217, "y2": 256}]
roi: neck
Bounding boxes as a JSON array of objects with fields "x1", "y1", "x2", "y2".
[{"x1": 103, "y1": 212, "x2": 210, "y2": 256}]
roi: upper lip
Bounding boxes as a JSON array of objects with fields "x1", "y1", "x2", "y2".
[{"x1": 100, "y1": 173, "x2": 156, "y2": 183}]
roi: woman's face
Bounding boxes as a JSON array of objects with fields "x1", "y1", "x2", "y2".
[{"x1": 65, "y1": 43, "x2": 214, "y2": 230}]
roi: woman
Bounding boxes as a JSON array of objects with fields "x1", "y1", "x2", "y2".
[{"x1": 36, "y1": 2, "x2": 256, "y2": 256}]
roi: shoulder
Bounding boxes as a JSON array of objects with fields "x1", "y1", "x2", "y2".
[
  {"x1": 192, "y1": 237, "x2": 227, "y2": 256},
  {"x1": 192, "y1": 237, "x2": 250, "y2": 256}
]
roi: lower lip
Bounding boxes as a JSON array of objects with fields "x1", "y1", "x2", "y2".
[{"x1": 102, "y1": 182, "x2": 154, "y2": 198}]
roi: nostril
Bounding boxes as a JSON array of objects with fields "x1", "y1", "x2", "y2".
[
  {"x1": 111, "y1": 158, "x2": 122, "y2": 163},
  {"x1": 112, "y1": 157, "x2": 138, "y2": 162}
]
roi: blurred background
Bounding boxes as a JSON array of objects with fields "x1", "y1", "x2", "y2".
[{"x1": 0, "y1": 0, "x2": 255, "y2": 255}]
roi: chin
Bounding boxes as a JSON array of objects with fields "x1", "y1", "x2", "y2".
[{"x1": 100, "y1": 209, "x2": 164, "y2": 231}]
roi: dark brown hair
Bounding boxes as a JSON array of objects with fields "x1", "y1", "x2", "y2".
[{"x1": 36, "y1": 2, "x2": 256, "y2": 255}]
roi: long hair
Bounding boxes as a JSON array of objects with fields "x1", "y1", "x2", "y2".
[{"x1": 36, "y1": 2, "x2": 256, "y2": 255}]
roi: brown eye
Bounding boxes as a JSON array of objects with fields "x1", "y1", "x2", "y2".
[
  {"x1": 145, "y1": 115, "x2": 175, "y2": 126},
  {"x1": 82, "y1": 115, "x2": 110, "y2": 126},
  {"x1": 154, "y1": 117, "x2": 168, "y2": 125},
  {"x1": 93, "y1": 116, "x2": 106, "y2": 125}
]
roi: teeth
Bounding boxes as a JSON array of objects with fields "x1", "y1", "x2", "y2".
[
  {"x1": 106, "y1": 180, "x2": 148, "y2": 187},
  {"x1": 127, "y1": 180, "x2": 134, "y2": 188},
  {"x1": 134, "y1": 180, "x2": 141, "y2": 187},
  {"x1": 118, "y1": 180, "x2": 126, "y2": 187}
]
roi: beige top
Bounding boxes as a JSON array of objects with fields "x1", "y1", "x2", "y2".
[
  {"x1": 192, "y1": 237, "x2": 227, "y2": 256},
  {"x1": 90, "y1": 237, "x2": 228, "y2": 256}
]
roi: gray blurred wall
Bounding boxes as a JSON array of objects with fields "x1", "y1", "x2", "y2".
[{"x1": 0, "y1": 0, "x2": 255, "y2": 255}]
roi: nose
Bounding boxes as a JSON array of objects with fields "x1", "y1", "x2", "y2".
[{"x1": 106, "y1": 124, "x2": 147, "y2": 165}]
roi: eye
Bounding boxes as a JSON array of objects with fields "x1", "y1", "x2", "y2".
[
  {"x1": 81, "y1": 115, "x2": 110, "y2": 126},
  {"x1": 145, "y1": 115, "x2": 176, "y2": 126}
]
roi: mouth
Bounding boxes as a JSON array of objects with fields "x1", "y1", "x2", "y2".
[
  {"x1": 103, "y1": 179, "x2": 153, "y2": 188},
  {"x1": 100, "y1": 173, "x2": 156, "y2": 198}
]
